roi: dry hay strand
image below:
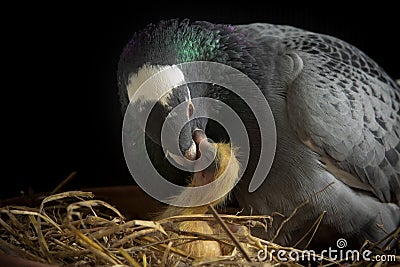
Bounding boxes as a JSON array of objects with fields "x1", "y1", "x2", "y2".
[{"x1": 0, "y1": 191, "x2": 399, "y2": 266}]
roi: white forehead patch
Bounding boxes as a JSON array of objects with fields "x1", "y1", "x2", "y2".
[{"x1": 127, "y1": 64, "x2": 185, "y2": 106}]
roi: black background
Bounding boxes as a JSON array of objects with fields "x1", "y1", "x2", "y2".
[{"x1": 2, "y1": 3, "x2": 399, "y2": 200}]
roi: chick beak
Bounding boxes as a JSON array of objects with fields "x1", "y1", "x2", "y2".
[
  {"x1": 192, "y1": 128, "x2": 207, "y2": 158},
  {"x1": 184, "y1": 129, "x2": 212, "y2": 161},
  {"x1": 189, "y1": 129, "x2": 219, "y2": 187},
  {"x1": 183, "y1": 141, "x2": 197, "y2": 161},
  {"x1": 165, "y1": 129, "x2": 216, "y2": 173}
]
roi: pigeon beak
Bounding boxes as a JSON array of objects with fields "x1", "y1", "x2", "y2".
[
  {"x1": 164, "y1": 128, "x2": 215, "y2": 167},
  {"x1": 184, "y1": 140, "x2": 197, "y2": 161},
  {"x1": 191, "y1": 129, "x2": 215, "y2": 161}
]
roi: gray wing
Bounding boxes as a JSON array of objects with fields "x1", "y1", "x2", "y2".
[{"x1": 245, "y1": 23, "x2": 400, "y2": 205}]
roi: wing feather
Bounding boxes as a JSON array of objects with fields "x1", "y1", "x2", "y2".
[{"x1": 242, "y1": 23, "x2": 400, "y2": 204}]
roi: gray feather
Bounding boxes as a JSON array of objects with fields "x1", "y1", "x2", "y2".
[
  {"x1": 243, "y1": 23, "x2": 400, "y2": 205},
  {"x1": 233, "y1": 23, "x2": 400, "y2": 247}
]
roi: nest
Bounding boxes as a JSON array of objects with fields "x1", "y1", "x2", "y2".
[{"x1": 0, "y1": 190, "x2": 399, "y2": 266}]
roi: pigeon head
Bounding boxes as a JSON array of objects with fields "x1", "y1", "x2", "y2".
[{"x1": 118, "y1": 19, "x2": 260, "y2": 159}]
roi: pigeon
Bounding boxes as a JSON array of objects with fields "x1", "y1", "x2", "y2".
[{"x1": 117, "y1": 19, "x2": 400, "y2": 250}]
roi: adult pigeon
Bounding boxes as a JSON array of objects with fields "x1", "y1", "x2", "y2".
[{"x1": 117, "y1": 19, "x2": 400, "y2": 250}]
